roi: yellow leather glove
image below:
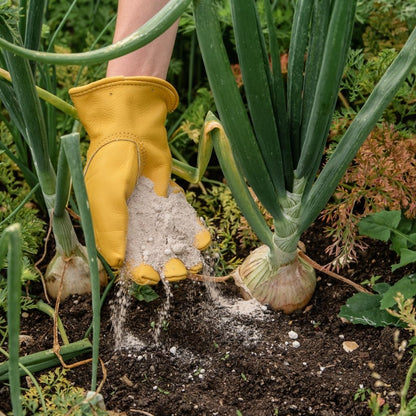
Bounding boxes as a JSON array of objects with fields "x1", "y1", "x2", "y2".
[{"x1": 69, "y1": 76, "x2": 210, "y2": 285}]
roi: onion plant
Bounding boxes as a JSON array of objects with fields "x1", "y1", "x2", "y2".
[
  {"x1": 0, "y1": 0, "x2": 192, "y2": 393},
  {"x1": 194, "y1": 0, "x2": 416, "y2": 313}
]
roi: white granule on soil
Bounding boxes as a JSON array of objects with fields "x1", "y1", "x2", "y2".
[{"x1": 123, "y1": 176, "x2": 205, "y2": 274}]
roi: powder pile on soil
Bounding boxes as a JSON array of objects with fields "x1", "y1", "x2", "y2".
[{"x1": 122, "y1": 177, "x2": 205, "y2": 275}]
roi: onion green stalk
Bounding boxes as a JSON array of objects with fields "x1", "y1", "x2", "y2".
[
  {"x1": 0, "y1": 339, "x2": 92, "y2": 381},
  {"x1": 194, "y1": 0, "x2": 416, "y2": 312},
  {"x1": 0, "y1": 0, "x2": 191, "y2": 65},
  {"x1": 0, "y1": 224, "x2": 23, "y2": 416}
]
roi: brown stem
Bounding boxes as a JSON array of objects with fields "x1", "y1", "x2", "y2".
[
  {"x1": 188, "y1": 273, "x2": 232, "y2": 283},
  {"x1": 298, "y1": 250, "x2": 372, "y2": 294}
]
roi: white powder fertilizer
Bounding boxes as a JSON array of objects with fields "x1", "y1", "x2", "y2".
[{"x1": 122, "y1": 176, "x2": 205, "y2": 275}]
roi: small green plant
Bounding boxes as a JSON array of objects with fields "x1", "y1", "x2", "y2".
[
  {"x1": 128, "y1": 283, "x2": 159, "y2": 303},
  {"x1": 340, "y1": 210, "x2": 416, "y2": 327},
  {"x1": 358, "y1": 210, "x2": 416, "y2": 271},
  {"x1": 157, "y1": 387, "x2": 170, "y2": 395},
  {"x1": 339, "y1": 275, "x2": 416, "y2": 327},
  {"x1": 361, "y1": 275, "x2": 383, "y2": 289},
  {"x1": 20, "y1": 367, "x2": 108, "y2": 416},
  {"x1": 354, "y1": 386, "x2": 372, "y2": 402},
  {"x1": 339, "y1": 49, "x2": 416, "y2": 129},
  {"x1": 161, "y1": 320, "x2": 170, "y2": 332}
]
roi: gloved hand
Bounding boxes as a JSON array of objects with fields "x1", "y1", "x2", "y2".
[{"x1": 69, "y1": 76, "x2": 211, "y2": 285}]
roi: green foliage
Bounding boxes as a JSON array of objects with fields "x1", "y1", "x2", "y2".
[
  {"x1": 339, "y1": 280, "x2": 405, "y2": 327},
  {"x1": 186, "y1": 183, "x2": 245, "y2": 274},
  {"x1": 20, "y1": 367, "x2": 109, "y2": 416},
  {"x1": 0, "y1": 257, "x2": 39, "y2": 313},
  {"x1": 169, "y1": 87, "x2": 215, "y2": 161},
  {"x1": 129, "y1": 283, "x2": 159, "y2": 303},
  {"x1": 361, "y1": 1, "x2": 414, "y2": 57},
  {"x1": 358, "y1": 211, "x2": 416, "y2": 271},
  {"x1": 340, "y1": 48, "x2": 416, "y2": 130},
  {"x1": 0, "y1": 134, "x2": 46, "y2": 260},
  {"x1": 44, "y1": 0, "x2": 117, "y2": 54},
  {"x1": 340, "y1": 210, "x2": 416, "y2": 328}
]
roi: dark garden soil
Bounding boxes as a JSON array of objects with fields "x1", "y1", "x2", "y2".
[{"x1": 2, "y1": 219, "x2": 416, "y2": 415}]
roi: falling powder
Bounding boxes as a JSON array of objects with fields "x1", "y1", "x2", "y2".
[
  {"x1": 112, "y1": 176, "x2": 207, "y2": 351},
  {"x1": 123, "y1": 176, "x2": 205, "y2": 275}
]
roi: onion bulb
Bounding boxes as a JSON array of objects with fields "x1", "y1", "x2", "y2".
[
  {"x1": 45, "y1": 244, "x2": 107, "y2": 300},
  {"x1": 233, "y1": 244, "x2": 316, "y2": 314}
]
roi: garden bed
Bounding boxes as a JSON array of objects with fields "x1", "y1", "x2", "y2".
[{"x1": 1, "y1": 219, "x2": 414, "y2": 415}]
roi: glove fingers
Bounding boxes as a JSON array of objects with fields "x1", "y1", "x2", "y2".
[
  {"x1": 85, "y1": 142, "x2": 139, "y2": 268},
  {"x1": 164, "y1": 258, "x2": 188, "y2": 282},
  {"x1": 128, "y1": 258, "x2": 189, "y2": 285},
  {"x1": 194, "y1": 228, "x2": 212, "y2": 251},
  {"x1": 188, "y1": 262, "x2": 203, "y2": 274},
  {"x1": 130, "y1": 263, "x2": 160, "y2": 286}
]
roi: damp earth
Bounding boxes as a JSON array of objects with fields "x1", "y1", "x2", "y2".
[{"x1": 1, "y1": 219, "x2": 416, "y2": 415}]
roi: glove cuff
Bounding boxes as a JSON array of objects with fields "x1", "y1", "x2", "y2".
[{"x1": 69, "y1": 76, "x2": 179, "y2": 112}]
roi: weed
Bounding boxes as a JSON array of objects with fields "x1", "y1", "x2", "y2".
[
  {"x1": 354, "y1": 386, "x2": 372, "y2": 402},
  {"x1": 161, "y1": 320, "x2": 170, "y2": 332},
  {"x1": 361, "y1": 275, "x2": 383, "y2": 289},
  {"x1": 129, "y1": 283, "x2": 159, "y2": 303},
  {"x1": 157, "y1": 387, "x2": 170, "y2": 395},
  {"x1": 20, "y1": 367, "x2": 108, "y2": 415}
]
